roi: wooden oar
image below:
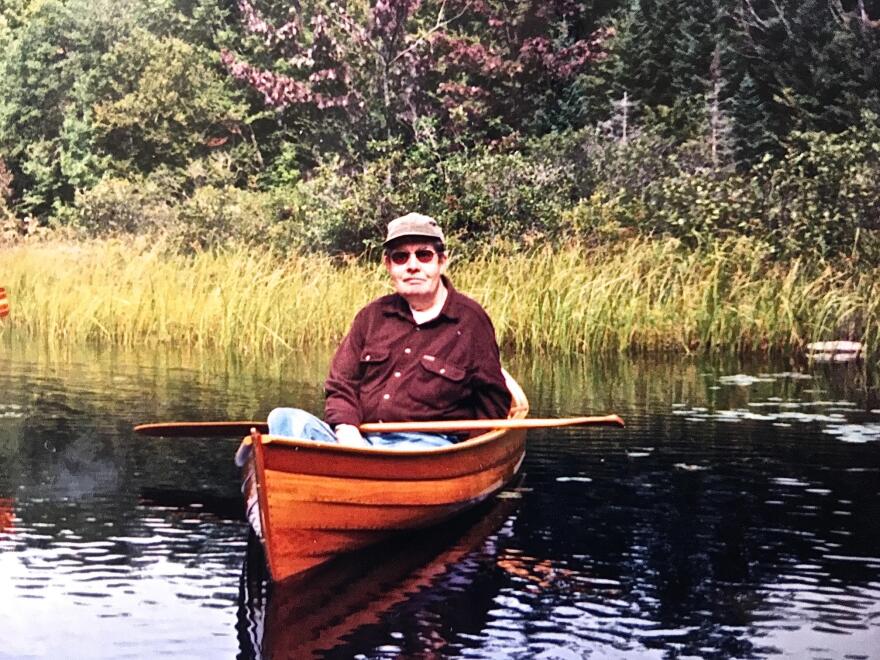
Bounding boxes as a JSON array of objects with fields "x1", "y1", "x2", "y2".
[
  {"x1": 133, "y1": 415, "x2": 624, "y2": 438},
  {"x1": 359, "y1": 415, "x2": 624, "y2": 433}
]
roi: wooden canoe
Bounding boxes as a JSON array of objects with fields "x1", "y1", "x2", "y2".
[{"x1": 235, "y1": 371, "x2": 529, "y2": 584}]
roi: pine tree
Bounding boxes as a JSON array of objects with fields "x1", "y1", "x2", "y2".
[
  {"x1": 739, "y1": 0, "x2": 880, "y2": 136},
  {"x1": 729, "y1": 71, "x2": 777, "y2": 167},
  {"x1": 613, "y1": 0, "x2": 741, "y2": 136}
]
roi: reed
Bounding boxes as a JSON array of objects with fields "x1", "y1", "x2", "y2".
[{"x1": 1, "y1": 236, "x2": 876, "y2": 357}]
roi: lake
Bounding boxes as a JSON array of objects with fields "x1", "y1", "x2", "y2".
[{"x1": 1, "y1": 336, "x2": 878, "y2": 659}]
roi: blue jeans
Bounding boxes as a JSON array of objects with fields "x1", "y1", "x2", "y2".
[{"x1": 266, "y1": 408, "x2": 456, "y2": 449}]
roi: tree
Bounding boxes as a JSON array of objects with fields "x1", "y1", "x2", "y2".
[
  {"x1": 0, "y1": 0, "x2": 111, "y2": 210},
  {"x1": 0, "y1": 0, "x2": 40, "y2": 33},
  {"x1": 86, "y1": 30, "x2": 256, "y2": 182},
  {"x1": 221, "y1": 0, "x2": 613, "y2": 154},
  {"x1": 612, "y1": 0, "x2": 741, "y2": 137},
  {"x1": 739, "y1": 0, "x2": 880, "y2": 136},
  {"x1": 728, "y1": 71, "x2": 777, "y2": 167},
  {"x1": 0, "y1": 0, "x2": 254, "y2": 215}
]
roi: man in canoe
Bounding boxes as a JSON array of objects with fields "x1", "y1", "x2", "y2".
[{"x1": 268, "y1": 212, "x2": 512, "y2": 448}]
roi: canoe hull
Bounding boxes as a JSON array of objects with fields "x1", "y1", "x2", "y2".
[{"x1": 240, "y1": 374, "x2": 529, "y2": 583}]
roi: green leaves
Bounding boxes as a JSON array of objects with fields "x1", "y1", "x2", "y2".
[
  {"x1": 90, "y1": 31, "x2": 252, "y2": 176},
  {"x1": 0, "y1": 0, "x2": 254, "y2": 215}
]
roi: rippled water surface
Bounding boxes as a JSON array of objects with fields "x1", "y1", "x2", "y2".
[{"x1": 1, "y1": 337, "x2": 878, "y2": 659}]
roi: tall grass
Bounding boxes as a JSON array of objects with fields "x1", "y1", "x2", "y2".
[
  {"x1": 466, "y1": 239, "x2": 878, "y2": 356},
  {"x1": 0, "y1": 238, "x2": 387, "y2": 355},
  {"x1": 1, "y1": 236, "x2": 877, "y2": 357}
]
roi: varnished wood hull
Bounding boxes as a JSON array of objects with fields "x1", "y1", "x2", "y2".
[{"x1": 238, "y1": 374, "x2": 529, "y2": 584}]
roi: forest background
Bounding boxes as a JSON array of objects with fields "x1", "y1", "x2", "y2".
[{"x1": 0, "y1": 0, "x2": 878, "y2": 355}]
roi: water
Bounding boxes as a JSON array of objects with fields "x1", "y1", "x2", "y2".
[{"x1": 1, "y1": 337, "x2": 879, "y2": 659}]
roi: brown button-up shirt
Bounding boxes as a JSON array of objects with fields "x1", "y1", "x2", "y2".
[{"x1": 324, "y1": 278, "x2": 511, "y2": 427}]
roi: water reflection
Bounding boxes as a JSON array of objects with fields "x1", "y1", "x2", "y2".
[
  {"x1": 498, "y1": 354, "x2": 879, "y2": 658},
  {"x1": 1, "y1": 336, "x2": 879, "y2": 658},
  {"x1": 238, "y1": 486, "x2": 523, "y2": 659}
]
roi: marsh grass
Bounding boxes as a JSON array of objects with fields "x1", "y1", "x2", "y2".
[
  {"x1": 468, "y1": 239, "x2": 878, "y2": 356},
  {"x1": 1, "y1": 236, "x2": 876, "y2": 357}
]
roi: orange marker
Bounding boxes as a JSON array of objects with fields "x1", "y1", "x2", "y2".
[
  {"x1": 0, "y1": 497, "x2": 14, "y2": 532},
  {"x1": 0, "y1": 287, "x2": 8, "y2": 318}
]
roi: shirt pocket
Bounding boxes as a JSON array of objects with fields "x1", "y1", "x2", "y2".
[
  {"x1": 359, "y1": 348, "x2": 390, "y2": 393},
  {"x1": 412, "y1": 355, "x2": 468, "y2": 405}
]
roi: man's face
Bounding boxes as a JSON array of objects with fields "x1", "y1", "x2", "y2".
[{"x1": 384, "y1": 240, "x2": 447, "y2": 308}]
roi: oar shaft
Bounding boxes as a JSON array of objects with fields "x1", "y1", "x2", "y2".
[{"x1": 359, "y1": 415, "x2": 625, "y2": 433}]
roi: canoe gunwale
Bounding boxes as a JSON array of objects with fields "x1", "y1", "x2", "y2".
[{"x1": 261, "y1": 423, "x2": 509, "y2": 456}]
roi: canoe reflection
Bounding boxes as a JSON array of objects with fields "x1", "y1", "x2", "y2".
[{"x1": 237, "y1": 482, "x2": 523, "y2": 659}]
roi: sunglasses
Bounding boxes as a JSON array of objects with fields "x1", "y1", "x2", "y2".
[{"x1": 389, "y1": 249, "x2": 439, "y2": 265}]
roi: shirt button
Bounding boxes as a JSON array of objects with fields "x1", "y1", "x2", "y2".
[
  {"x1": 404, "y1": 348, "x2": 411, "y2": 354},
  {"x1": 383, "y1": 393, "x2": 391, "y2": 400},
  {"x1": 394, "y1": 371, "x2": 401, "y2": 377}
]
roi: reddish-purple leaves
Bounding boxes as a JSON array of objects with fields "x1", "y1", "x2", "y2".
[{"x1": 222, "y1": 0, "x2": 610, "y2": 137}]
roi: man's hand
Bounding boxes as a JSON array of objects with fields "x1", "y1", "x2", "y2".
[{"x1": 335, "y1": 424, "x2": 369, "y2": 447}]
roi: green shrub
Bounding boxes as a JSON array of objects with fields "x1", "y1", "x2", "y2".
[
  {"x1": 561, "y1": 191, "x2": 634, "y2": 244},
  {"x1": 600, "y1": 112, "x2": 880, "y2": 263},
  {"x1": 640, "y1": 170, "x2": 766, "y2": 246},
  {"x1": 70, "y1": 176, "x2": 175, "y2": 235},
  {"x1": 761, "y1": 112, "x2": 880, "y2": 261},
  {"x1": 170, "y1": 185, "x2": 273, "y2": 252},
  {"x1": 262, "y1": 156, "x2": 396, "y2": 255},
  {"x1": 439, "y1": 148, "x2": 572, "y2": 247},
  {"x1": 268, "y1": 140, "x2": 581, "y2": 255}
]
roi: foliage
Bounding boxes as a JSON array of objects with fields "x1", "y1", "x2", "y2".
[
  {"x1": 599, "y1": 0, "x2": 880, "y2": 168},
  {"x1": 69, "y1": 176, "x2": 176, "y2": 235},
  {"x1": 48, "y1": 109, "x2": 880, "y2": 266},
  {"x1": 169, "y1": 184, "x2": 274, "y2": 251},
  {"x1": 263, "y1": 133, "x2": 580, "y2": 255},
  {"x1": 761, "y1": 112, "x2": 880, "y2": 261},
  {"x1": 639, "y1": 169, "x2": 765, "y2": 244},
  {"x1": 68, "y1": 175, "x2": 281, "y2": 254},
  {"x1": 0, "y1": 0, "x2": 89, "y2": 210},
  {"x1": 88, "y1": 30, "x2": 257, "y2": 181},
  {"x1": 739, "y1": 0, "x2": 880, "y2": 136},
  {"x1": 608, "y1": 111, "x2": 880, "y2": 261},
  {"x1": 438, "y1": 147, "x2": 573, "y2": 246},
  {"x1": 273, "y1": 156, "x2": 393, "y2": 255},
  {"x1": 222, "y1": 0, "x2": 612, "y2": 150},
  {"x1": 0, "y1": 0, "x2": 250, "y2": 215},
  {"x1": 0, "y1": 157, "x2": 15, "y2": 232},
  {"x1": 1, "y1": 0, "x2": 879, "y2": 273}
]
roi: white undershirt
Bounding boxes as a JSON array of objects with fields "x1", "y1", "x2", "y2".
[{"x1": 410, "y1": 286, "x2": 448, "y2": 325}]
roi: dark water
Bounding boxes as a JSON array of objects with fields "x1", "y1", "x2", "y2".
[{"x1": 1, "y1": 336, "x2": 879, "y2": 659}]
